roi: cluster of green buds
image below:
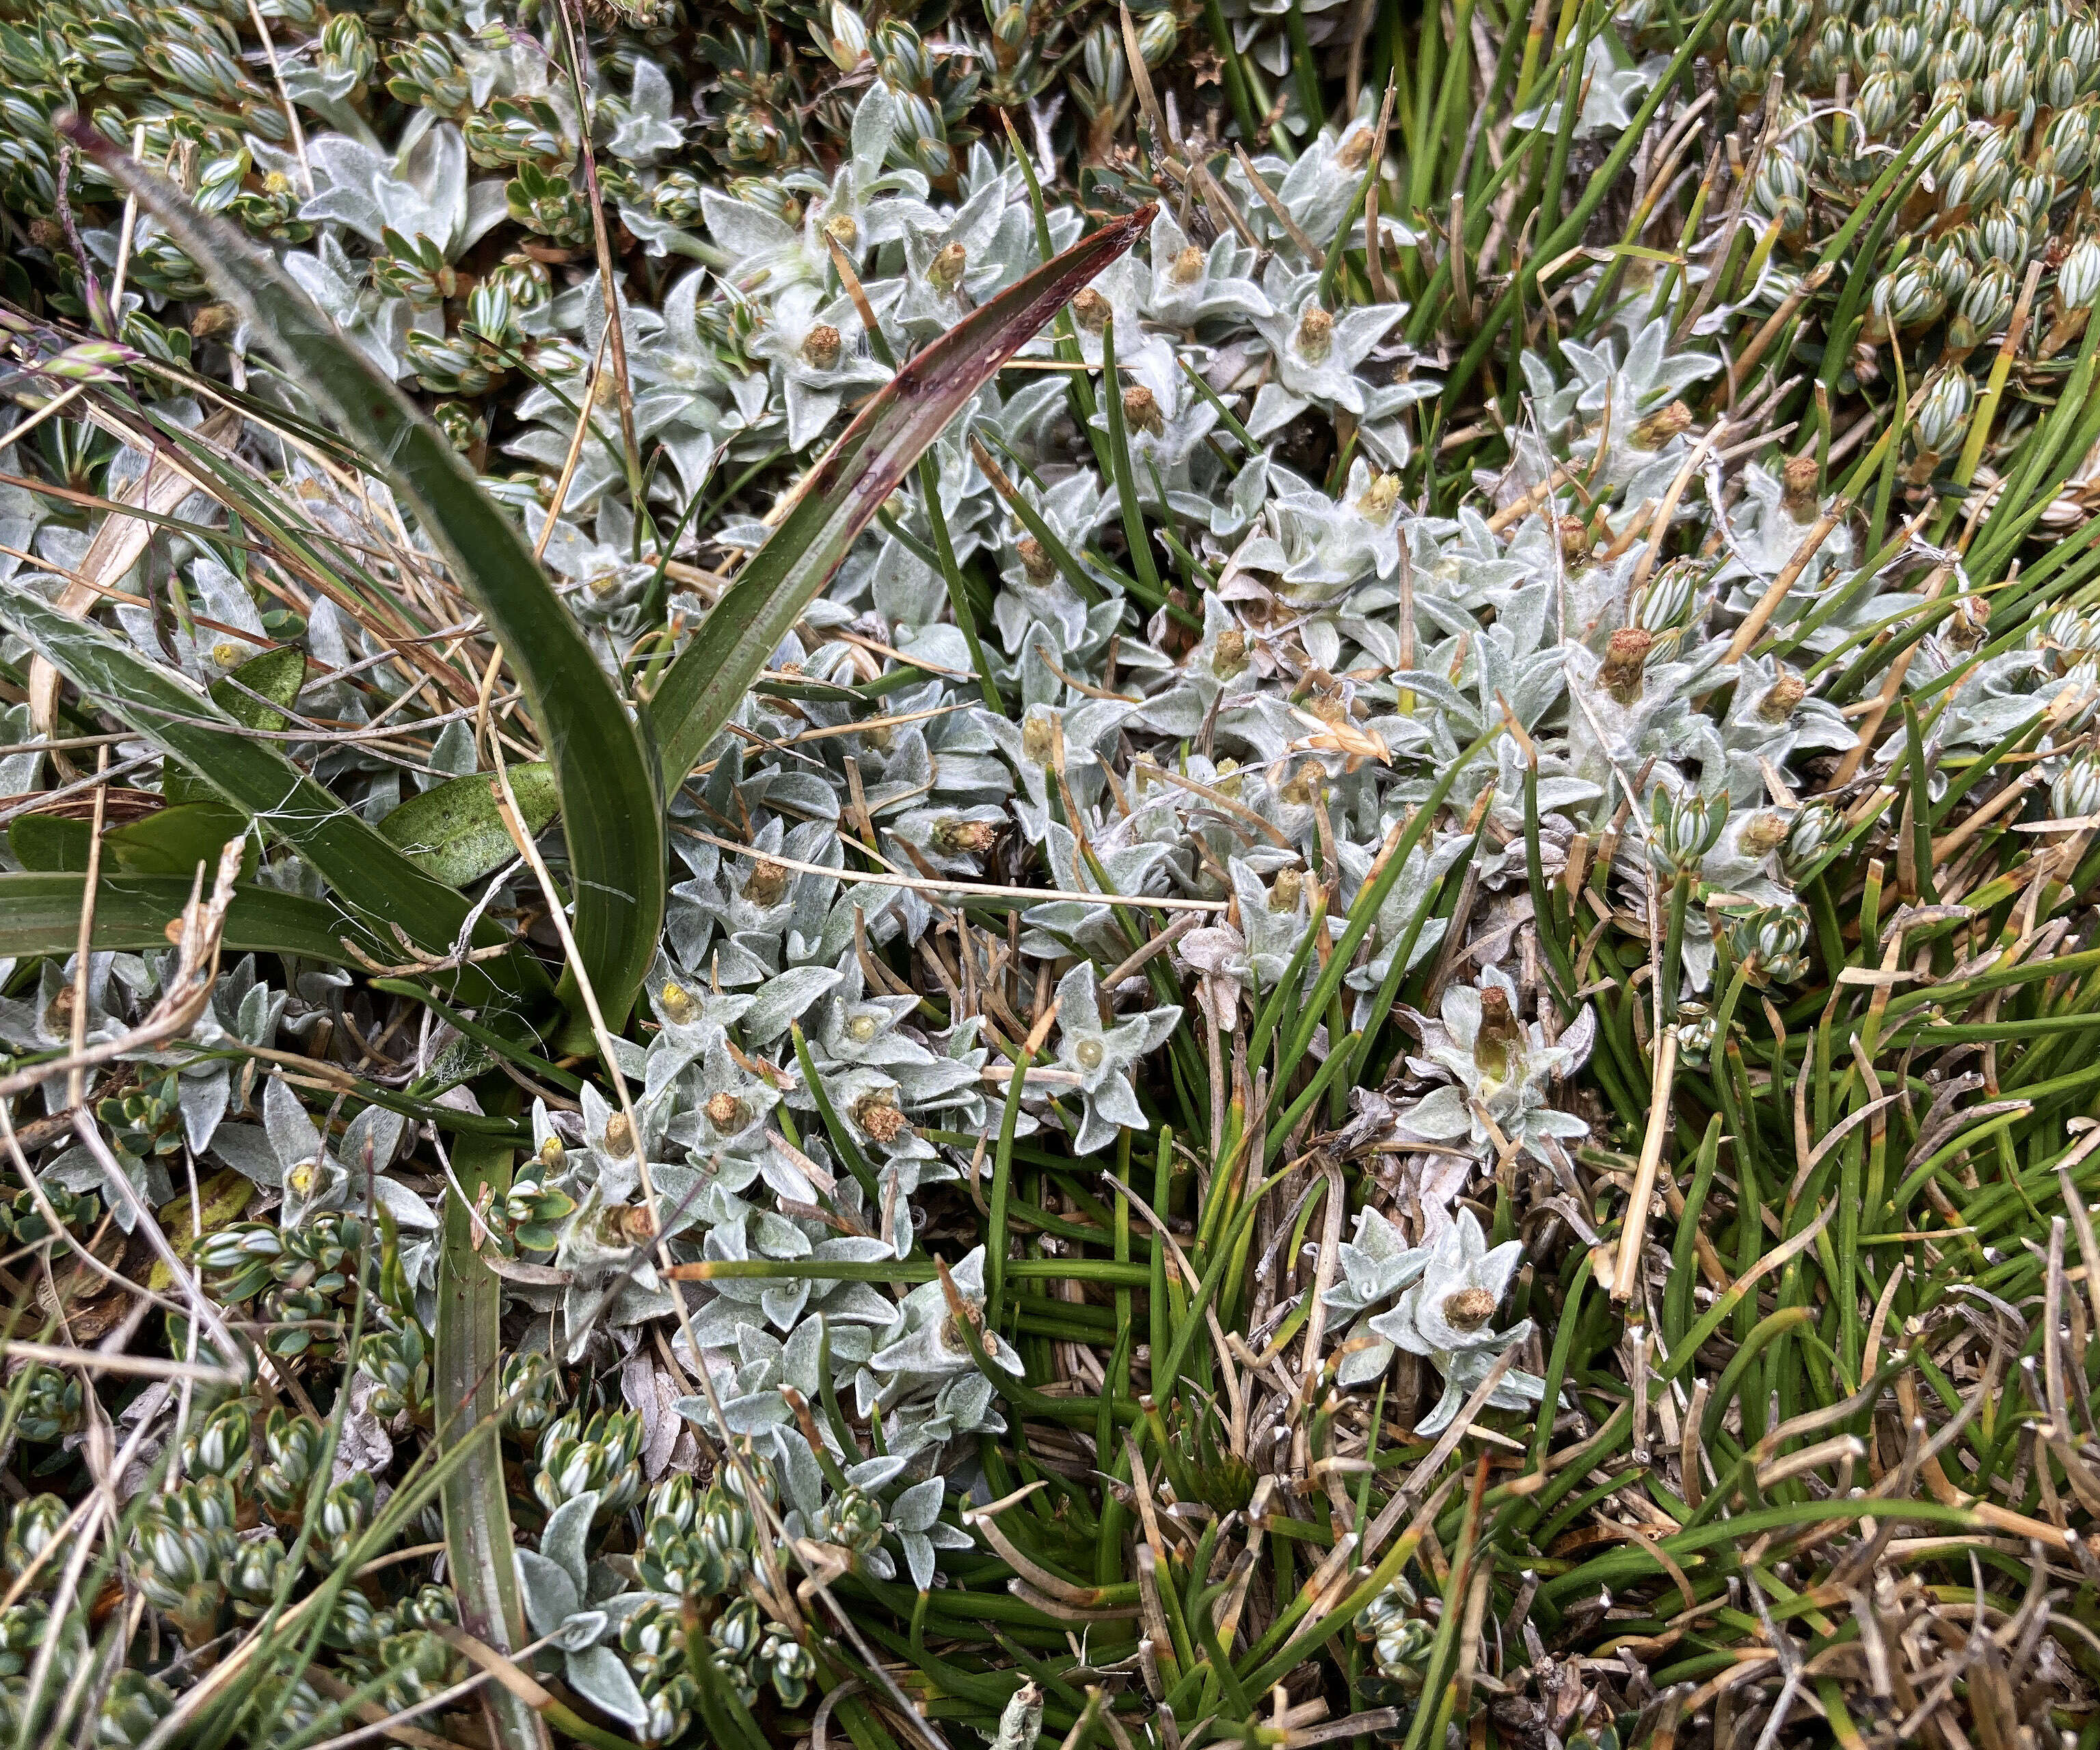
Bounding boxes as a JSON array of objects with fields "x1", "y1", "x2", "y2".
[
  {"x1": 180, "y1": 1398, "x2": 252, "y2": 1484},
  {"x1": 340, "y1": 1628, "x2": 468, "y2": 1714},
  {"x1": 705, "y1": 1596, "x2": 818, "y2": 1709},
  {"x1": 1907, "y1": 366, "x2": 1976, "y2": 481},
  {"x1": 811, "y1": 1485, "x2": 885, "y2": 1561},
  {"x1": 620, "y1": 1597, "x2": 701, "y2": 1742},
  {"x1": 255, "y1": 1408, "x2": 327, "y2": 1531},
  {"x1": 355, "y1": 1319, "x2": 434, "y2": 1426},
  {"x1": 10, "y1": 1364, "x2": 83, "y2": 1444},
  {"x1": 1727, "y1": 0, "x2": 2100, "y2": 423},
  {"x1": 1648, "y1": 785, "x2": 1730, "y2": 877},
  {"x1": 94, "y1": 1071, "x2": 186, "y2": 1161},
  {"x1": 504, "y1": 159, "x2": 592, "y2": 248},
  {"x1": 192, "y1": 146, "x2": 307, "y2": 240},
  {"x1": 0, "y1": 1185, "x2": 101, "y2": 1248},
  {"x1": 1727, "y1": 900, "x2": 1814, "y2": 986},
  {"x1": 464, "y1": 96, "x2": 575, "y2": 172},
  {"x1": 500, "y1": 1349, "x2": 564, "y2": 1440},
  {"x1": 533, "y1": 1406, "x2": 645, "y2": 1516},
  {"x1": 636, "y1": 1473, "x2": 759, "y2": 1598},
  {"x1": 2053, "y1": 748, "x2": 2100, "y2": 818},
  {"x1": 0, "y1": 1600, "x2": 51, "y2": 1678},
  {"x1": 700, "y1": 22, "x2": 802, "y2": 170},
  {"x1": 384, "y1": 29, "x2": 474, "y2": 116},
  {"x1": 1782, "y1": 800, "x2": 1845, "y2": 876},
  {"x1": 1669, "y1": 1000, "x2": 1719, "y2": 1065},
  {"x1": 85, "y1": 1671, "x2": 176, "y2": 1747},
  {"x1": 1355, "y1": 1583, "x2": 1433, "y2": 1732},
  {"x1": 314, "y1": 1470, "x2": 386, "y2": 1571},
  {"x1": 199, "y1": 1213, "x2": 369, "y2": 1358},
  {"x1": 503, "y1": 1170, "x2": 576, "y2": 1252},
  {"x1": 134, "y1": 1476, "x2": 242, "y2": 1647},
  {"x1": 4, "y1": 1494, "x2": 67, "y2": 1580},
  {"x1": 1068, "y1": 19, "x2": 1133, "y2": 163}
]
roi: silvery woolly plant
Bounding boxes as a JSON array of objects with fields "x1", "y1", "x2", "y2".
[{"x1": 7, "y1": 0, "x2": 2096, "y2": 1734}]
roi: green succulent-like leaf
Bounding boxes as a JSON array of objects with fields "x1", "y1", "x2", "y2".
[
  {"x1": 72, "y1": 119, "x2": 664, "y2": 1035},
  {"x1": 378, "y1": 764, "x2": 559, "y2": 887},
  {"x1": 167, "y1": 648, "x2": 307, "y2": 805},
  {"x1": 210, "y1": 645, "x2": 306, "y2": 731},
  {"x1": 645, "y1": 202, "x2": 1158, "y2": 790}
]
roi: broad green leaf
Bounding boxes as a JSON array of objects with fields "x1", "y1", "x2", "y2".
[
  {"x1": 379, "y1": 764, "x2": 559, "y2": 887},
  {"x1": 646, "y1": 203, "x2": 1157, "y2": 789},
  {"x1": 0, "y1": 872, "x2": 364, "y2": 964},
  {"x1": 8, "y1": 812, "x2": 90, "y2": 872},
  {"x1": 77, "y1": 122, "x2": 665, "y2": 1033},
  {"x1": 110, "y1": 802, "x2": 258, "y2": 880},
  {"x1": 9, "y1": 800, "x2": 259, "y2": 880},
  {"x1": 0, "y1": 592, "x2": 532, "y2": 1000}
]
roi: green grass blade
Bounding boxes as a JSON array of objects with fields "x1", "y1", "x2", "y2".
[
  {"x1": 438, "y1": 1126, "x2": 551, "y2": 1750},
  {"x1": 645, "y1": 204, "x2": 1157, "y2": 788},
  {"x1": 71, "y1": 120, "x2": 665, "y2": 1032}
]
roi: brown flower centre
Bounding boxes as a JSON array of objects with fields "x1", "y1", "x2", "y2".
[
  {"x1": 1122, "y1": 384, "x2": 1163, "y2": 435},
  {"x1": 602, "y1": 1114, "x2": 635, "y2": 1158},
  {"x1": 1781, "y1": 454, "x2": 1820, "y2": 519},
  {"x1": 1475, "y1": 984, "x2": 1520, "y2": 1080},
  {"x1": 1600, "y1": 627, "x2": 1653, "y2": 703},
  {"x1": 1442, "y1": 1287, "x2": 1497, "y2": 1331},
  {"x1": 928, "y1": 242, "x2": 968, "y2": 295},
  {"x1": 1017, "y1": 536, "x2": 1056, "y2": 583},
  {"x1": 1021, "y1": 713, "x2": 1057, "y2": 764},
  {"x1": 1356, "y1": 472, "x2": 1402, "y2": 517},
  {"x1": 800, "y1": 323, "x2": 842, "y2": 369},
  {"x1": 1758, "y1": 674, "x2": 1806, "y2": 721},
  {"x1": 1071, "y1": 288, "x2": 1110, "y2": 334},
  {"x1": 704, "y1": 1091, "x2": 748, "y2": 1131},
  {"x1": 854, "y1": 1096, "x2": 906, "y2": 1143},
  {"x1": 744, "y1": 859, "x2": 790, "y2": 907},
  {"x1": 1740, "y1": 811, "x2": 1790, "y2": 856},
  {"x1": 1172, "y1": 245, "x2": 1204, "y2": 284},
  {"x1": 1295, "y1": 306, "x2": 1334, "y2": 362},
  {"x1": 1631, "y1": 399, "x2": 1693, "y2": 450},
  {"x1": 932, "y1": 816, "x2": 999, "y2": 855}
]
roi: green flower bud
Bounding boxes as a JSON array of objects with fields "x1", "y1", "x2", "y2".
[
  {"x1": 228, "y1": 1533, "x2": 295, "y2": 1617},
  {"x1": 14, "y1": 1367, "x2": 83, "y2": 1444},
  {"x1": 314, "y1": 1471, "x2": 382, "y2": 1572},
  {"x1": 256, "y1": 1410, "x2": 325, "y2": 1529},
  {"x1": 5, "y1": 1494, "x2": 68, "y2": 1581},
  {"x1": 501, "y1": 1351, "x2": 563, "y2": 1438},
  {"x1": 1857, "y1": 61, "x2": 1911, "y2": 135},
  {"x1": 1913, "y1": 367, "x2": 1975, "y2": 457},
  {"x1": 533, "y1": 1408, "x2": 645, "y2": 1516},
  {"x1": 1872, "y1": 256, "x2": 1944, "y2": 330},
  {"x1": 96, "y1": 1673, "x2": 176, "y2": 1748},
  {"x1": 2061, "y1": 237, "x2": 2100, "y2": 312},
  {"x1": 180, "y1": 1399, "x2": 252, "y2": 1483},
  {"x1": 319, "y1": 14, "x2": 375, "y2": 83}
]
